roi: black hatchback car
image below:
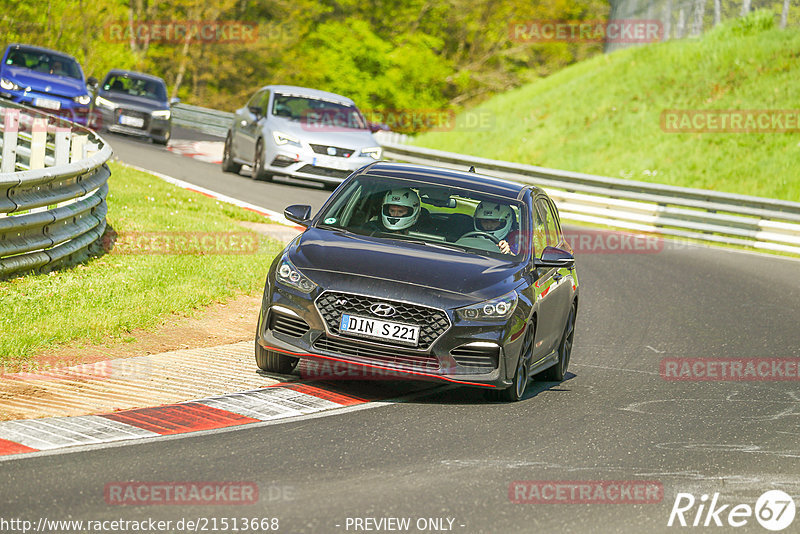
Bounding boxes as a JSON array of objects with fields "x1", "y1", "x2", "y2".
[
  {"x1": 89, "y1": 69, "x2": 173, "y2": 144},
  {"x1": 256, "y1": 162, "x2": 579, "y2": 401}
]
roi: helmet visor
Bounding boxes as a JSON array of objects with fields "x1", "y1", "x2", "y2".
[
  {"x1": 476, "y1": 218, "x2": 504, "y2": 232},
  {"x1": 383, "y1": 204, "x2": 411, "y2": 218}
]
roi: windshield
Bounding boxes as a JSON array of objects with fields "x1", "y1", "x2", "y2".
[
  {"x1": 4, "y1": 48, "x2": 82, "y2": 80},
  {"x1": 317, "y1": 176, "x2": 527, "y2": 259},
  {"x1": 102, "y1": 74, "x2": 167, "y2": 101},
  {"x1": 272, "y1": 93, "x2": 368, "y2": 130}
]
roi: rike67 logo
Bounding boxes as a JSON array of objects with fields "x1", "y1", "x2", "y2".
[{"x1": 668, "y1": 490, "x2": 796, "y2": 531}]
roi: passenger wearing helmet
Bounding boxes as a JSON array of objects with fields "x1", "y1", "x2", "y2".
[
  {"x1": 378, "y1": 188, "x2": 421, "y2": 233},
  {"x1": 473, "y1": 201, "x2": 519, "y2": 254}
]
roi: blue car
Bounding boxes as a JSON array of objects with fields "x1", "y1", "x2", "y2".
[{"x1": 0, "y1": 44, "x2": 93, "y2": 125}]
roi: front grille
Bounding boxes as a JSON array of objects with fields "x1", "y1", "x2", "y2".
[
  {"x1": 310, "y1": 144, "x2": 354, "y2": 158},
  {"x1": 268, "y1": 312, "x2": 310, "y2": 338},
  {"x1": 313, "y1": 335, "x2": 439, "y2": 372},
  {"x1": 315, "y1": 291, "x2": 450, "y2": 350},
  {"x1": 297, "y1": 165, "x2": 351, "y2": 179},
  {"x1": 451, "y1": 344, "x2": 500, "y2": 372}
]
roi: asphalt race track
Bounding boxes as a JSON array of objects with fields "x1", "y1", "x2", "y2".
[{"x1": 1, "y1": 129, "x2": 799, "y2": 533}]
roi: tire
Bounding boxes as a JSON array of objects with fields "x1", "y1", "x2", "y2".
[
  {"x1": 486, "y1": 324, "x2": 534, "y2": 402},
  {"x1": 537, "y1": 302, "x2": 576, "y2": 382},
  {"x1": 255, "y1": 338, "x2": 298, "y2": 374},
  {"x1": 252, "y1": 138, "x2": 271, "y2": 181},
  {"x1": 222, "y1": 132, "x2": 242, "y2": 174},
  {"x1": 153, "y1": 130, "x2": 170, "y2": 146}
]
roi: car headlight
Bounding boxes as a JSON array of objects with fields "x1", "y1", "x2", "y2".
[
  {"x1": 151, "y1": 109, "x2": 170, "y2": 119},
  {"x1": 360, "y1": 146, "x2": 382, "y2": 160},
  {"x1": 0, "y1": 78, "x2": 20, "y2": 91},
  {"x1": 275, "y1": 255, "x2": 317, "y2": 293},
  {"x1": 74, "y1": 94, "x2": 91, "y2": 105},
  {"x1": 95, "y1": 96, "x2": 116, "y2": 110},
  {"x1": 456, "y1": 290, "x2": 518, "y2": 321},
  {"x1": 272, "y1": 130, "x2": 301, "y2": 147}
]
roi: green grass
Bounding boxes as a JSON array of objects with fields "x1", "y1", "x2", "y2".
[
  {"x1": 0, "y1": 162, "x2": 283, "y2": 367},
  {"x1": 415, "y1": 12, "x2": 800, "y2": 202}
]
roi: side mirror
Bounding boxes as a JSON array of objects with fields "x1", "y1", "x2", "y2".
[
  {"x1": 248, "y1": 105, "x2": 262, "y2": 118},
  {"x1": 284, "y1": 204, "x2": 312, "y2": 226},
  {"x1": 535, "y1": 246, "x2": 575, "y2": 269},
  {"x1": 86, "y1": 76, "x2": 98, "y2": 89},
  {"x1": 169, "y1": 97, "x2": 181, "y2": 106}
]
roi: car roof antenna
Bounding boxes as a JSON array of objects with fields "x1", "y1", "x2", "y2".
[{"x1": 468, "y1": 166, "x2": 476, "y2": 173}]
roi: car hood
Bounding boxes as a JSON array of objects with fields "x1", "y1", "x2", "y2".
[
  {"x1": 270, "y1": 116, "x2": 378, "y2": 149},
  {"x1": 98, "y1": 91, "x2": 166, "y2": 112},
  {"x1": 289, "y1": 228, "x2": 525, "y2": 307},
  {"x1": 3, "y1": 66, "x2": 86, "y2": 97}
]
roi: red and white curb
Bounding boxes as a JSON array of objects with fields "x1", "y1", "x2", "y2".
[
  {"x1": 0, "y1": 382, "x2": 371, "y2": 457},
  {"x1": 166, "y1": 140, "x2": 224, "y2": 164},
  {"x1": 119, "y1": 162, "x2": 305, "y2": 231}
]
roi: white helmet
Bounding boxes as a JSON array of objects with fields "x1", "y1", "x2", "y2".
[
  {"x1": 474, "y1": 201, "x2": 513, "y2": 240},
  {"x1": 381, "y1": 188, "x2": 420, "y2": 231}
]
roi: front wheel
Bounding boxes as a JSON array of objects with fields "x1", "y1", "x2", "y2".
[
  {"x1": 255, "y1": 339, "x2": 298, "y2": 374},
  {"x1": 252, "y1": 138, "x2": 272, "y2": 181},
  {"x1": 222, "y1": 132, "x2": 242, "y2": 173},
  {"x1": 536, "y1": 302, "x2": 576, "y2": 382},
  {"x1": 487, "y1": 325, "x2": 534, "y2": 402}
]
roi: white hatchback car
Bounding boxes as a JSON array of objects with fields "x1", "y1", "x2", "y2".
[{"x1": 222, "y1": 85, "x2": 382, "y2": 187}]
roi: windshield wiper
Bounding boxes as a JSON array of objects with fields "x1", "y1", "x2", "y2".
[{"x1": 385, "y1": 237, "x2": 470, "y2": 253}]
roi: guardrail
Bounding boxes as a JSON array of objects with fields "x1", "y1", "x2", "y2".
[
  {"x1": 381, "y1": 143, "x2": 800, "y2": 256},
  {"x1": 167, "y1": 102, "x2": 800, "y2": 256},
  {"x1": 0, "y1": 102, "x2": 113, "y2": 279},
  {"x1": 171, "y1": 103, "x2": 233, "y2": 138},
  {"x1": 170, "y1": 103, "x2": 414, "y2": 145}
]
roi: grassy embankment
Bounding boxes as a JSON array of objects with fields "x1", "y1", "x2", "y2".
[
  {"x1": 0, "y1": 162, "x2": 283, "y2": 367},
  {"x1": 416, "y1": 13, "x2": 800, "y2": 202}
]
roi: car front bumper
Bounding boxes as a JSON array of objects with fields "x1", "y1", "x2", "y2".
[
  {"x1": 0, "y1": 90, "x2": 90, "y2": 125},
  {"x1": 263, "y1": 145, "x2": 377, "y2": 185},
  {"x1": 92, "y1": 107, "x2": 170, "y2": 141},
  {"x1": 256, "y1": 284, "x2": 522, "y2": 390}
]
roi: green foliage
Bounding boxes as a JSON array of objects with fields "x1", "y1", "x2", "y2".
[
  {"x1": 708, "y1": 9, "x2": 776, "y2": 40},
  {"x1": 415, "y1": 26, "x2": 800, "y2": 201},
  {"x1": 1, "y1": 0, "x2": 608, "y2": 122},
  {"x1": 0, "y1": 163, "x2": 282, "y2": 363}
]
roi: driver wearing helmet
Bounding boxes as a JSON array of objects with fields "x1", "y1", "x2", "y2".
[
  {"x1": 473, "y1": 201, "x2": 519, "y2": 254},
  {"x1": 378, "y1": 188, "x2": 421, "y2": 233}
]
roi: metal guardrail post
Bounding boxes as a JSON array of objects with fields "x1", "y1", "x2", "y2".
[
  {"x1": 1, "y1": 108, "x2": 19, "y2": 173},
  {"x1": 0, "y1": 101, "x2": 114, "y2": 279}
]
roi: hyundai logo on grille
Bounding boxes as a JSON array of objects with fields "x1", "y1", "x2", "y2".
[
  {"x1": 327, "y1": 146, "x2": 337, "y2": 156},
  {"x1": 370, "y1": 303, "x2": 396, "y2": 317}
]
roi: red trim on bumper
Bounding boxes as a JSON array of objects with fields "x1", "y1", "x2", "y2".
[{"x1": 264, "y1": 344, "x2": 498, "y2": 389}]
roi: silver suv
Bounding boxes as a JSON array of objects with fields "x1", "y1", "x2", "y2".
[{"x1": 222, "y1": 85, "x2": 382, "y2": 187}]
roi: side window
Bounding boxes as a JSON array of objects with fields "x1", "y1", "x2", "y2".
[
  {"x1": 260, "y1": 90, "x2": 271, "y2": 116},
  {"x1": 533, "y1": 199, "x2": 548, "y2": 258},
  {"x1": 544, "y1": 199, "x2": 562, "y2": 247},
  {"x1": 247, "y1": 90, "x2": 264, "y2": 111}
]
